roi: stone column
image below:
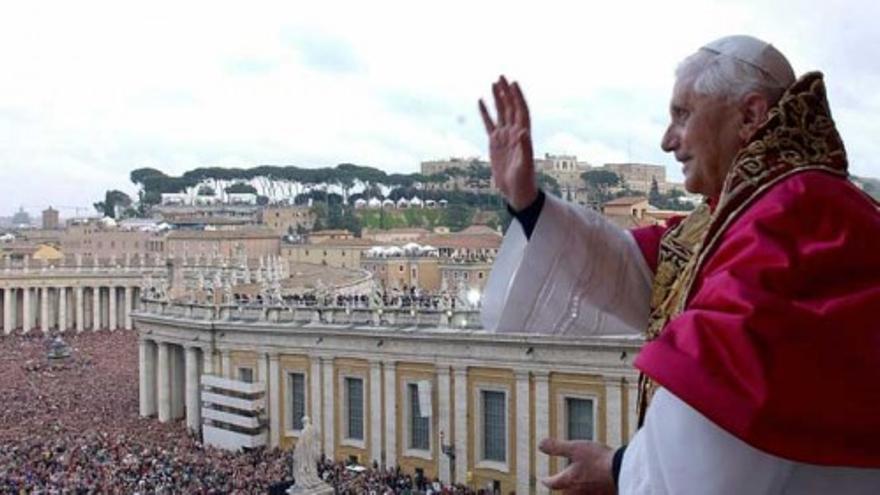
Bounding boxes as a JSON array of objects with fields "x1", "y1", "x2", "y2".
[
  {"x1": 202, "y1": 347, "x2": 214, "y2": 375},
  {"x1": 92, "y1": 287, "x2": 101, "y2": 330},
  {"x1": 170, "y1": 345, "x2": 185, "y2": 419},
  {"x1": 185, "y1": 346, "x2": 202, "y2": 433},
  {"x1": 452, "y1": 365, "x2": 468, "y2": 485},
  {"x1": 124, "y1": 286, "x2": 133, "y2": 330},
  {"x1": 22, "y1": 287, "x2": 31, "y2": 333},
  {"x1": 75, "y1": 287, "x2": 84, "y2": 332},
  {"x1": 322, "y1": 356, "x2": 335, "y2": 459},
  {"x1": 57, "y1": 287, "x2": 67, "y2": 332},
  {"x1": 108, "y1": 286, "x2": 117, "y2": 330},
  {"x1": 221, "y1": 350, "x2": 232, "y2": 378},
  {"x1": 534, "y1": 371, "x2": 550, "y2": 495},
  {"x1": 3, "y1": 288, "x2": 13, "y2": 335},
  {"x1": 383, "y1": 361, "x2": 397, "y2": 468},
  {"x1": 139, "y1": 339, "x2": 157, "y2": 417},
  {"x1": 605, "y1": 377, "x2": 623, "y2": 448},
  {"x1": 515, "y1": 370, "x2": 532, "y2": 495},
  {"x1": 40, "y1": 286, "x2": 49, "y2": 333},
  {"x1": 369, "y1": 360, "x2": 383, "y2": 466},
  {"x1": 310, "y1": 356, "x2": 323, "y2": 449},
  {"x1": 268, "y1": 353, "x2": 281, "y2": 448},
  {"x1": 437, "y1": 364, "x2": 452, "y2": 483},
  {"x1": 626, "y1": 380, "x2": 639, "y2": 442},
  {"x1": 157, "y1": 342, "x2": 171, "y2": 422}
]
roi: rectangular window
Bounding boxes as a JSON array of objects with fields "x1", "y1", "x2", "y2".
[
  {"x1": 288, "y1": 372, "x2": 306, "y2": 431},
  {"x1": 345, "y1": 377, "x2": 364, "y2": 440},
  {"x1": 566, "y1": 397, "x2": 594, "y2": 441},
  {"x1": 238, "y1": 367, "x2": 254, "y2": 383},
  {"x1": 408, "y1": 383, "x2": 430, "y2": 450},
  {"x1": 482, "y1": 390, "x2": 506, "y2": 462}
]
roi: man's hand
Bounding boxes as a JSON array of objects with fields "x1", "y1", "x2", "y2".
[
  {"x1": 479, "y1": 75, "x2": 538, "y2": 211},
  {"x1": 539, "y1": 437, "x2": 616, "y2": 495}
]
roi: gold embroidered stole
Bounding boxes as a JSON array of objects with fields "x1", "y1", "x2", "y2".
[{"x1": 635, "y1": 72, "x2": 849, "y2": 426}]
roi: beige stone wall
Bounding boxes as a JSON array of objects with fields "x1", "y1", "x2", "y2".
[
  {"x1": 260, "y1": 206, "x2": 315, "y2": 236},
  {"x1": 165, "y1": 235, "x2": 279, "y2": 260},
  {"x1": 363, "y1": 258, "x2": 441, "y2": 291},
  {"x1": 282, "y1": 244, "x2": 366, "y2": 269},
  {"x1": 61, "y1": 226, "x2": 165, "y2": 262}
]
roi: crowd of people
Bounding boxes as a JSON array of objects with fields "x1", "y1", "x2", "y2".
[{"x1": 0, "y1": 331, "x2": 492, "y2": 493}]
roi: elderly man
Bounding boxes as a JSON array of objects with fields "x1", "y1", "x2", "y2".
[{"x1": 479, "y1": 35, "x2": 880, "y2": 494}]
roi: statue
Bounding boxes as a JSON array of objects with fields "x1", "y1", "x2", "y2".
[{"x1": 288, "y1": 416, "x2": 331, "y2": 494}]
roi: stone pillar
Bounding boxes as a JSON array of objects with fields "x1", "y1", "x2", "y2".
[
  {"x1": 108, "y1": 286, "x2": 117, "y2": 330},
  {"x1": 605, "y1": 377, "x2": 623, "y2": 448},
  {"x1": 535, "y1": 371, "x2": 550, "y2": 495},
  {"x1": 92, "y1": 287, "x2": 101, "y2": 330},
  {"x1": 268, "y1": 354, "x2": 281, "y2": 448},
  {"x1": 140, "y1": 339, "x2": 157, "y2": 417},
  {"x1": 3, "y1": 288, "x2": 13, "y2": 335},
  {"x1": 75, "y1": 287, "x2": 84, "y2": 333},
  {"x1": 57, "y1": 287, "x2": 67, "y2": 332},
  {"x1": 40, "y1": 286, "x2": 49, "y2": 333},
  {"x1": 310, "y1": 356, "x2": 323, "y2": 449},
  {"x1": 221, "y1": 350, "x2": 232, "y2": 379},
  {"x1": 369, "y1": 360, "x2": 383, "y2": 466},
  {"x1": 515, "y1": 370, "x2": 532, "y2": 495},
  {"x1": 383, "y1": 361, "x2": 397, "y2": 468},
  {"x1": 322, "y1": 356, "x2": 335, "y2": 459},
  {"x1": 626, "y1": 380, "x2": 639, "y2": 442},
  {"x1": 22, "y1": 287, "x2": 31, "y2": 333},
  {"x1": 170, "y1": 345, "x2": 185, "y2": 419},
  {"x1": 437, "y1": 364, "x2": 452, "y2": 483},
  {"x1": 202, "y1": 347, "x2": 214, "y2": 375},
  {"x1": 124, "y1": 286, "x2": 133, "y2": 330},
  {"x1": 452, "y1": 365, "x2": 468, "y2": 485},
  {"x1": 157, "y1": 342, "x2": 171, "y2": 422},
  {"x1": 185, "y1": 346, "x2": 202, "y2": 433}
]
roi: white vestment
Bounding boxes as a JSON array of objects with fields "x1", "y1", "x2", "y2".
[{"x1": 481, "y1": 194, "x2": 880, "y2": 494}]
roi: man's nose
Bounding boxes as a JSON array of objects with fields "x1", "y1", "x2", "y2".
[{"x1": 661, "y1": 126, "x2": 678, "y2": 153}]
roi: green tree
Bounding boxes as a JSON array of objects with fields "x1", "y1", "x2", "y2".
[
  {"x1": 225, "y1": 183, "x2": 258, "y2": 194},
  {"x1": 93, "y1": 190, "x2": 133, "y2": 218},
  {"x1": 444, "y1": 203, "x2": 473, "y2": 232},
  {"x1": 197, "y1": 185, "x2": 216, "y2": 196},
  {"x1": 581, "y1": 169, "x2": 622, "y2": 203}
]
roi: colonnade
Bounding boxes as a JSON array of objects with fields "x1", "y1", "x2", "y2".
[
  {"x1": 0, "y1": 284, "x2": 140, "y2": 334},
  {"x1": 138, "y1": 336, "x2": 637, "y2": 494}
]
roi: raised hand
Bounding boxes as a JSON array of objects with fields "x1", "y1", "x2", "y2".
[
  {"x1": 538, "y1": 437, "x2": 616, "y2": 495},
  {"x1": 479, "y1": 76, "x2": 538, "y2": 211}
]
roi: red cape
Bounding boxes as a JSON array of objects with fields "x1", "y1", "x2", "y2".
[{"x1": 633, "y1": 171, "x2": 880, "y2": 467}]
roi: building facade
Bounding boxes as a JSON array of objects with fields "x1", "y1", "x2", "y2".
[
  {"x1": 260, "y1": 206, "x2": 315, "y2": 236},
  {"x1": 165, "y1": 228, "x2": 280, "y2": 261},
  {"x1": 135, "y1": 301, "x2": 641, "y2": 495}
]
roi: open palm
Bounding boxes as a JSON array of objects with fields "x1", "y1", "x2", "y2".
[{"x1": 479, "y1": 76, "x2": 538, "y2": 211}]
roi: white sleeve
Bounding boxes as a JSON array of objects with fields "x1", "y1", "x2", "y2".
[
  {"x1": 619, "y1": 388, "x2": 795, "y2": 495},
  {"x1": 481, "y1": 194, "x2": 652, "y2": 336}
]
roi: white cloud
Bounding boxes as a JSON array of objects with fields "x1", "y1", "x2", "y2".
[{"x1": 0, "y1": 0, "x2": 877, "y2": 217}]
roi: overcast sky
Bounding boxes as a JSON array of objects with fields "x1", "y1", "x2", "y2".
[{"x1": 1, "y1": 0, "x2": 877, "y2": 217}]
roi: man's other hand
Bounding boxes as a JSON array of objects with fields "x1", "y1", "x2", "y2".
[
  {"x1": 539, "y1": 437, "x2": 616, "y2": 495},
  {"x1": 479, "y1": 75, "x2": 538, "y2": 211}
]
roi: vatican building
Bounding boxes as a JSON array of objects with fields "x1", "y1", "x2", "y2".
[{"x1": 132, "y1": 256, "x2": 642, "y2": 495}]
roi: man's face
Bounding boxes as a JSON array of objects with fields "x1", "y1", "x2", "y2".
[{"x1": 661, "y1": 77, "x2": 744, "y2": 198}]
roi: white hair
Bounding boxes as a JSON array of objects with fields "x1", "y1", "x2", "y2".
[{"x1": 676, "y1": 49, "x2": 791, "y2": 104}]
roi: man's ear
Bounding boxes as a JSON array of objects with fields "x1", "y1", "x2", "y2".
[{"x1": 739, "y1": 92, "x2": 770, "y2": 141}]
